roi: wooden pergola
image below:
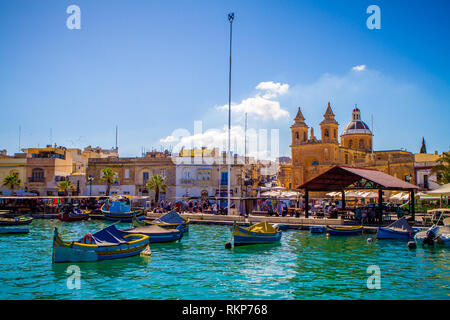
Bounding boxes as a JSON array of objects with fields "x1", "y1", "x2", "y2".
[{"x1": 297, "y1": 166, "x2": 419, "y2": 221}]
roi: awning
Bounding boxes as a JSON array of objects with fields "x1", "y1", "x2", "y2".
[
  {"x1": 297, "y1": 165, "x2": 419, "y2": 191},
  {"x1": 424, "y1": 183, "x2": 450, "y2": 196}
]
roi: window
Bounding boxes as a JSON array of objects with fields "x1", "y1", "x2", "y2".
[
  {"x1": 424, "y1": 175, "x2": 429, "y2": 189},
  {"x1": 312, "y1": 161, "x2": 319, "y2": 166},
  {"x1": 295, "y1": 132, "x2": 299, "y2": 139},
  {"x1": 31, "y1": 168, "x2": 44, "y2": 181},
  {"x1": 349, "y1": 140, "x2": 353, "y2": 148},
  {"x1": 221, "y1": 172, "x2": 228, "y2": 186},
  {"x1": 160, "y1": 169, "x2": 166, "y2": 177},
  {"x1": 143, "y1": 172, "x2": 149, "y2": 184},
  {"x1": 359, "y1": 139, "x2": 364, "y2": 149},
  {"x1": 184, "y1": 170, "x2": 191, "y2": 179},
  {"x1": 124, "y1": 169, "x2": 130, "y2": 179},
  {"x1": 324, "y1": 129, "x2": 329, "y2": 137}
]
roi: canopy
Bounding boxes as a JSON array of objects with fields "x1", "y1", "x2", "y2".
[
  {"x1": 83, "y1": 225, "x2": 127, "y2": 246},
  {"x1": 425, "y1": 183, "x2": 450, "y2": 196},
  {"x1": 155, "y1": 210, "x2": 187, "y2": 224},
  {"x1": 298, "y1": 165, "x2": 419, "y2": 191},
  {"x1": 385, "y1": 217, "x2": 415, "y2": 233}
]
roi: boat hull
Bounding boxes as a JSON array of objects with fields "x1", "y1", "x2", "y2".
[
  {"x1": 52, "y1": 229, "x2": 149, "y2": 263},
  {"x1": 377, "y1": 227, "x2": 417, "y2": 240},
  {"x1": 326, "y1": 225, "x2": 363, "y2": 236},
  {"x1": 102, "y1": 210, "x2": 145, "y2": 222},
  {"x1": 0, "y1": 227, "x2": 29, "y2": 234},
  {"x1": 0, "y1": 216, "x2": 33, "y2": 226},
  {"x1": 57, "y1": 212, "x2": 90, "y2": 222},
  {"x1": 232, "y1": 223, "x2": 282, "y2": 246},
  {"x1": 129, "y1": 219, "x2": 183, "y2": 243}
]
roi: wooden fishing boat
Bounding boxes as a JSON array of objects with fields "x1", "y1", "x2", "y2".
[
  {"x1": 0, "y1": 215, "x2": 33, "y2": 226},
  {"x1": 142, "y1": 211, "x2": 190, "y2": 233},
  {"x1": 0, "y1": 227, "x2": 29, "y2": 234},
  {"x1": 310, "y1": 226, "x2": 326, "y2": 233},
  {"x1": 52, "y1": 224, "x2": 150, "y2": 263},
  {"x1": 326, "y1": 225, "x2": 363, "y2": 235},
  {"x1": 118, "y1": 216, "x2": 183, "y2": 243},
  {"x1": 231, "y1": 221, "x2": 282, "y2": 246},
  {"x1": 377, "y1": 217, "x2": 419, "y2": 240},
  {"x1": 101, "y1": 195, "x2": 145, "y2": 222},
  {"x1": 57, "y1": 204, "x2": 90, "y2": 222}
]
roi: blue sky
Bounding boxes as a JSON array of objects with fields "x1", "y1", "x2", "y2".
[{"x1": 0, "y1": 0, "x2": 449, "y2": 158}]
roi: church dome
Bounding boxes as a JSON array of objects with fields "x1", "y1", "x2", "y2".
[{"x1": 341, "y1": 106, "x2": 372, "y2": 136}]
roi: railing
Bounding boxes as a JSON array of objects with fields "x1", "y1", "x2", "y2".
[
  {"x1": 180, "y1": 179, "x2": 195, "y2": 185},
  {"x1": 28, "y1": 177, "x2": 45, "y2": 183}
]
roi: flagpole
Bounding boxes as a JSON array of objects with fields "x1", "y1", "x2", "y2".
[{"x1": 227, "y1": 12, "x2": 234, "y2": 216}]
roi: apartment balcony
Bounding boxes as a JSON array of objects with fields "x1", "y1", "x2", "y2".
[
  {"x1": 28, "y1": 177, "x2": 45, "y2": 183},
  {"x1": 180, "y1": 178, "x2": 195, "y2": 185}
]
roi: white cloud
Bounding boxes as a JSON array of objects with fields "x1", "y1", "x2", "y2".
[
  {"x1": 352, "y1": 64, "x2": 366, "y2": 72},
  {"x1": 216, "y1": 81, "x2": 290, "y2": 121},
  {"x1": 159, "y1": 135, "x2": 178, "y2": 143}
]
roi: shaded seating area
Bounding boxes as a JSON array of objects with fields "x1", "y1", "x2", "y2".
[{"x1": 297, "y1": 165, "x2": 419, "y2": 224}]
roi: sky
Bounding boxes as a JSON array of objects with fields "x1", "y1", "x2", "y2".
[{"x1": 0, "y1": 0, "x2": 449, "y2": 159}]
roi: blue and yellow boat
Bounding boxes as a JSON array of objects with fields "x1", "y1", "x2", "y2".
[
  {"x1": 231, "y1": 221, "x2": 282, "y2": 246},
  {"x1": 52, "y1": 224, "x2": 149, "y2": 263},
  {"x1": 101, "y1": 195, "x2": 145, "y2": 222},
  {"x1": 142, "y1": 211, "x2": 190, "y2": 233},
  {"x1": 326, "y1": 225, "x2": 363, "y2": 235},
  {"x1": 0, "y1": 215, "x2": 33, "y2": 226},
  {"x1": 118, "y1": 215, "x2": 183, "y2": 243}
]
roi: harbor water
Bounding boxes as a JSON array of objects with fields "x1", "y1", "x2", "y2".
[{"x1": 0, "y1": 219, "x2": 448, "y2": 299}]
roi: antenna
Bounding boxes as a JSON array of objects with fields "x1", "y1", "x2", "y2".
[
  {"x1": 115, "y1": 125, "x2": 118, "y2": 150},
  {"x1": 244, "y1": 112, "x2": 247, "y2": 165},
  {"x1": 18, "y1": 125, "x2": 21, "y2": 152},
  {"x1": 371, "y1": 114, "x2": 374, "y2": 154},
  {"x1": 50, "y1": 128, "x2": 52, "y2": 146}
]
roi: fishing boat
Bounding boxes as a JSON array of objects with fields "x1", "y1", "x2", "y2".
[
  {"x1": 101, "y1": 195, "x2": 145, "y2": 222},
  {"x1": 118, "y1": 216, "x2": 183, "y2": 243},
  {"x1": 377, "y1": 217, "x2": 419, "y2": 240},
  {"x1": 326, "y1": 225, "x2": 363, "y2": 235},
  {"x1": 52, "y1": 224, "x2": 150, "y2": 263},
  {"x1": 310, "y1": 226, "x2": 326, "y2": 233},
  {"x1": 415, "y1": 216, "x2": 450, "y2": 247},
  {"x1": 57, "y1": 204, "x2": 90, "y2": 222},
  {"x1": 142, "y1": 211, "x2": 190, "y2": 233},
  {"x1": 0, "y1": 227, "x2": 29, "y2": 234},
  {"x1": 0, "y1": 215, "x2": 33, "y2": 226},
  {"x1": 231, "y1": 221, "x2": 282, "y2": 246}
]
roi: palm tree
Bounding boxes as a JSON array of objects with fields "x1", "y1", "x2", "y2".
[
  {"x1": 2, "y1": 173, "x2": 21, "y2": 196},
  {"x1": 57, "y1": 180, "x2": 75, "y2": 196},
  {"x1": 430, "y1": 151, "x2": 450, "y2": 185},
  {"x1": 146, "y1": 174, "x2": 168, "y2": 206},
  {"x1": 100, "y1": 168, "x2": 119, "y2": 196}
]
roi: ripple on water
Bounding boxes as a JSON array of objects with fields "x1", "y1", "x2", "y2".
[{"x1": 0, "y1": 220, "x2": 448, "y2": 299}]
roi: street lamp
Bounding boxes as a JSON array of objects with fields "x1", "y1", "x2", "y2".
[
  {"x1": 88, "y1": 175, "x2": 94, "y2": 196},
  {"x1": 227, "y1": 12, "x2": 234, "y2": 216}
]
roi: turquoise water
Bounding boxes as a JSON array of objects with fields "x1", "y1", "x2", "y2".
[{"x1": 0, "y1": 219, "x2": 448, "y2": 299}]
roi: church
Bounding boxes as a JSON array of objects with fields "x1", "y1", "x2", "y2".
[{"x1": 282, "y1": 103, "x2": 415, "y2": 189}]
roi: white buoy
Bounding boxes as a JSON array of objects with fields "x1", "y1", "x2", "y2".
[{"x1": 367, "y1": 238, "x2": 373, "y2": 243}]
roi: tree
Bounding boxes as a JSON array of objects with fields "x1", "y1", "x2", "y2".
[
  {"x1": 146, "y1": 174, "x2": 167, "y2": 206},
  {"x1": 430, "y1": 151, "x2": 450, "y2": 185},
  {"x1": 56, "y1": 180, "x2": 75, "y2": 196},
  {"x1": 100, "y1": 168, "x2": 119, "y2": 196},
  {"x1": 2, "y1": 173, "x2": 21, "y2": 196}
]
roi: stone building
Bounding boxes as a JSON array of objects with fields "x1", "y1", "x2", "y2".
[
  {"x1": 0, "y1": 152, "x2": 27, "y2": 196},
  {"x1": 289, "y1": 103, "x2": 415, "y2": 189},
  {"x1": 86, "y1": 150, "x2": 176, "y2": 199}
]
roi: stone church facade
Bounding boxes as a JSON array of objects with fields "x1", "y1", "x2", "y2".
[{"x1": 287, "y1": 103, "x2": 415, "y2": 189}]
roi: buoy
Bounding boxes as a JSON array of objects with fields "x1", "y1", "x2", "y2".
[
  {"x1": 225, "y1": 242, "x2": 232, "y2": 249},
  {"x1": 140, "y1": 245, "x2": 152, "y2": 256},
  {"x1": 367, "y1": 238, "x2": 373, "y2": 243},
  {"x1": 407, "y1": 241, "x2": 416, "y2": 249}
]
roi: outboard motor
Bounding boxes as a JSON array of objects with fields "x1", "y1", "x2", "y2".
[{"x1": 423, "y1": 225, "x2": 439, "y2": 246}]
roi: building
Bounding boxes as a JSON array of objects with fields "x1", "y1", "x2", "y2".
[
  {"x1": 290, "y1": 103, "x2": 415, "y2": 189},
  {"x1": 174, "y1": 150, "x2": 244, "y2": 200},
  {"x1": 86, "y1": 150, "x2": 176, "y2": 199},
  {"x1": 22, "y1": 146, "x2": 88, "y2": 196},
  {"x1": 0, "y1": 152, "x2": 27, "y2": 196},
  {"x1": 414, "y1": 152, "x2": 443, "y2": 191}
]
